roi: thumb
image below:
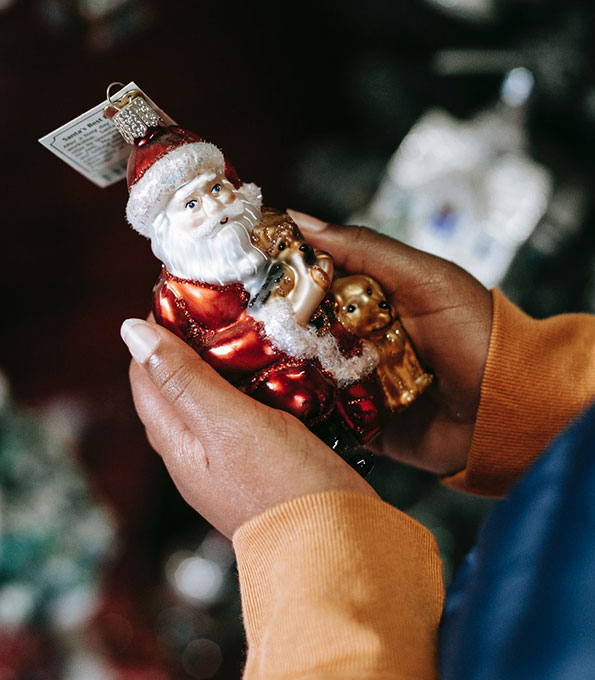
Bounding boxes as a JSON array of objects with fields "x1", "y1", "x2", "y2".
[
  {"x1": 122, "y1": 317, "x2": 379, "y2": 537},
  {"x1": 121, "y1": 318, "x2": 247, "y2": 444},
  {"x1": 286, "y1": 210, "x2": 442, "y2": 308}
]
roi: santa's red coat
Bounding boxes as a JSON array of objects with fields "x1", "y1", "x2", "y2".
[
  {"x1": 152, "y1": 268, "x2": 388, "y2": 440},
  {"x1": 152, "y1": 268, "x2": 338, "y2": 426}
]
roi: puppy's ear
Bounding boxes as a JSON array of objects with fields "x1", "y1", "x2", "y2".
[{"x1": 250, "y1": 223, "x2": 272, "y2": 253}]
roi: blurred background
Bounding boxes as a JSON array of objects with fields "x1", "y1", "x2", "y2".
[{"x1": 2, "y1": 0, "x2": 595, "y2": 677}]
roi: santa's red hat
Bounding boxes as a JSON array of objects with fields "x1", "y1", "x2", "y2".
[
  {"x1": 104, "y1": 92, "x2": 261, "y2": 235},
  {"x1": 125, "y1": 125, "x2": 262, "y2": 236}
]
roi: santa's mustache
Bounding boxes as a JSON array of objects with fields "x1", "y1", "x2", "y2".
[
  {"x1": 189, "y1": 200, "x2": 248, "y2": 239},
  {"x1": 149, "y1": 195, "x2": 266, "y2": 292}
]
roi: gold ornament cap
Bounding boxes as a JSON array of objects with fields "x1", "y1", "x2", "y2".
[{"x1": 103, "y1": 82, "x2": 163, "y2": 145}]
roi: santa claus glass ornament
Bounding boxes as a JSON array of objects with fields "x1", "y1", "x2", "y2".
[{"x1": 105, "y1": 88, "x2": 433, "y2": 475}]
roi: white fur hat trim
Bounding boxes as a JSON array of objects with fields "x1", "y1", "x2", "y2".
[
  {"x1": 251, "y1": 298, "x2": 379, "y2": 386},
  {"x1": 126, "y1": 142, "x2": 225, "y2": 236}
]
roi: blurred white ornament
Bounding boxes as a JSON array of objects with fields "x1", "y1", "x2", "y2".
[
  {"x1": 198, "y1": 530, "x2": 235, "y2": 569},
  {"x1": 63, "y1": 646, "x2": 115, "y2": 680},
  {"x1": 166, "y1": 552, "x2": 224, "y2": 605},
  {"x1": 423, "y1": 0, "x2": 498, "y2": 22},
  {"x1": 0, "y1": 583, "x2": 36, "y2": 629},
  {"x1": 501, "y1": 67, "x2": 535, "y2": 108},
  {"x1": 50, "y1": 585, "x2": 100, "y2": 631},
  {"x1": 352, "y1": 93, "x2": 552, "y2": 288}
]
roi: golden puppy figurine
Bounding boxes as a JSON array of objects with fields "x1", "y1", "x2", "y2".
[{"x1": 332, "y1": 274, "x2": 433, "y2": 411}]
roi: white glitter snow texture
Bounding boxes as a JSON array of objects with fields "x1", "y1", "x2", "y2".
[
  {"x1": 127, "y1": 142, "x2": 226, "y2": 236},
  {"x1": 251, "y1": 298, "x2": 379, "y2": 386}
]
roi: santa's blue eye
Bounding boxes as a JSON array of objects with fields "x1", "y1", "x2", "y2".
[
  {"x1": 347, "y1": 304, "x2": 356, "y2": 313},
  {"x1": 186, "y1": 200, "x2": 197, "y2": 209},
  {"x1": 211, "y1": 183, "x2": 221, "y2": 194}
]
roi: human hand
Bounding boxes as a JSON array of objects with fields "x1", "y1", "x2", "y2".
[
  {"x1": 122, "y1": 319, "x2": 378, "y2": 538},
  {"x1": 287, "y1": 210, "x2": 493, "y2": 477}
]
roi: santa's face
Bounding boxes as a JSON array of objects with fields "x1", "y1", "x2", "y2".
[
  {"x1": 150, "y1": 172, "x2": 266, "y2": 294},
  {"x1": 163, "y1": 171, "x2": 244, "y2": 239}
]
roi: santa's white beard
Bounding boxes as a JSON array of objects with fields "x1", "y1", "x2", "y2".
[{"x1": 150, "y1": 198, "x2": 267, "y2": 296}]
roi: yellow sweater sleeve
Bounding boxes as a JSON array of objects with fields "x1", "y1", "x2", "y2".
[
  {"x1": 444, "y1": 288, "x2": 595, "y2": 496},
  {"x1": 230, "y1": 290, "x2": 595, "y2": 678},
  {"x1": 233, "y1": 491, "x2": 444, "y2": 680}
]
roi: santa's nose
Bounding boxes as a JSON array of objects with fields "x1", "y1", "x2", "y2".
[{"x1": 202, "y1": 193, "x2": 221, "y2": 216}]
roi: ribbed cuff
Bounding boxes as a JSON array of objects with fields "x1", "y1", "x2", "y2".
[
  {"x1": 444, "y1": 289, "x2": 595, "y2": 496},
  {"x1": 233, "y1": 491, "x2": 443, "y2": 679}
]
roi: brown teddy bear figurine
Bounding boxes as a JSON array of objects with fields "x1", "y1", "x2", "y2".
[
  {"x1": 331, "y1": 274, "x2": 433, "y2": 411},
  {"x1": 250, "y1": 209, "x2": 334, "y2": 326}
]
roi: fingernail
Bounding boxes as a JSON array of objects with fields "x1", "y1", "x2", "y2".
[
  {"x1": 121, "y1": 319, "x2": 160, "y2": 363},
  {"x1": 286, "y1": 209, "x2": 327, "y2": 232}
]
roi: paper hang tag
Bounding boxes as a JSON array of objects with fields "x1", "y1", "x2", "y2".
[{"x1": 38, "y1": 82, "x2": 176, "y2": 188}]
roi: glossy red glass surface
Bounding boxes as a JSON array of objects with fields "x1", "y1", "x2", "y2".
[{"x1": 153, "y1": 268, "x2": 388, "y2": 443}]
